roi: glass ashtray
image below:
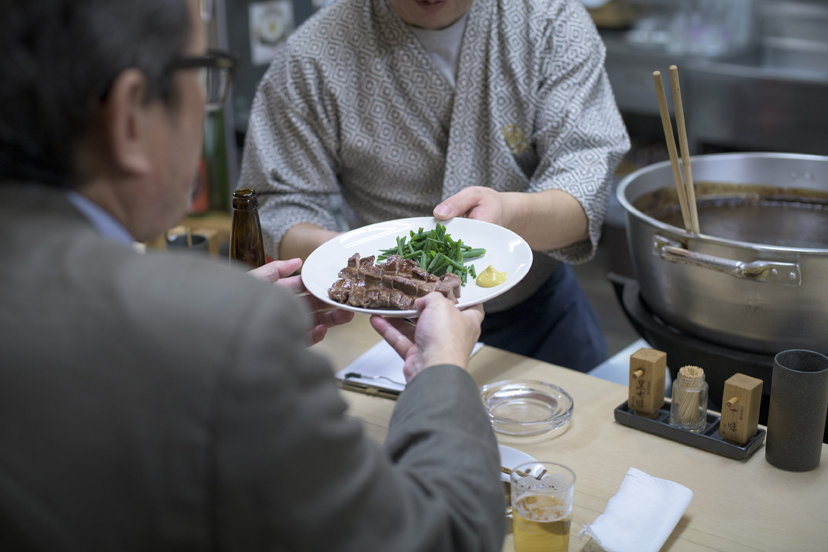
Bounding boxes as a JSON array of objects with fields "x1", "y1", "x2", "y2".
[{"x1": 480, "y1": 379, "x2": 573, "y2": 436}]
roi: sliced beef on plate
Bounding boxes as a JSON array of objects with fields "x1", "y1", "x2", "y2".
[
  {"x1": 438, "y1": 272, "x2": 462, "y2": 298},
  {"x1": 327, "y1": 252, "x2": 462, "y2": 309},
  {"x1": 328, "y1": 278, "x2": 353, "y2": 303}
]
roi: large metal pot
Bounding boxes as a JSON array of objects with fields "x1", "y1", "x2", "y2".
[{"x1": 617, "y1": 152, "x2": 828, "y2": 356}]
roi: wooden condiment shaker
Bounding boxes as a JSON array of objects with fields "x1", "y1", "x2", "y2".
[
  {"x1": 628, "y1": 348, "x2": 667, "y2": 418},
  {"x1": 719, "y1": 374, "x2": 763, "y2": 444}
]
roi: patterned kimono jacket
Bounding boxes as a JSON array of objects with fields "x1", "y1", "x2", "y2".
[{"x1": 240, "y1": 0, "x2": 629, "y2": 309}]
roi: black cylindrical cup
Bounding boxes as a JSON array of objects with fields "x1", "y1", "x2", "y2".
[
  {"x1": 167, "y1": 234, "x2": 209, "y2": 254},
  {"x1": 765, "y1": 350, "x2": 828, "y2": 472}
]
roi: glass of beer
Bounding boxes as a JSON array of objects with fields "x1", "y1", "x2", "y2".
[{"x1": 510, "y1": 461, "x2": 576, "y2": 552}]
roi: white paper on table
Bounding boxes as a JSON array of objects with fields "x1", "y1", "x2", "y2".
[
  {"x1": 578, "y1": 467, "x2": 694, "y2": 552},
  {"x1": 335, "y1": 340, "x2": 484, "y2": 395}
]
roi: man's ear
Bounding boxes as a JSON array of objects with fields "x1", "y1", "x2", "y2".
[{"x1": 98, "y1": 69, "x2": 157, "y2": 177}]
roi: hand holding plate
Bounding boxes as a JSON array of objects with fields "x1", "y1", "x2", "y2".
[
  {"x1": 249, "y1": 259, "x2": 354, "y2": 345},
  {"x1": 433, "y1": 186, "x2": 507, "y2": 226},
  {"x1": 370, "y1": 293, "x2": 484, "y2": 382}
]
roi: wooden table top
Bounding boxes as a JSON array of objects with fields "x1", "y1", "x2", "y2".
[{"x1": 313, "y1": 314, "x2": 828, "y2": 552}]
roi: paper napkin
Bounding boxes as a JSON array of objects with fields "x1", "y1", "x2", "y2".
[
  {"x1": 335, "y1": 340, "x2": 484, "y2": 393},
  {"x1": 578, "y1": 467, "x2": 693, "y2": 552}
]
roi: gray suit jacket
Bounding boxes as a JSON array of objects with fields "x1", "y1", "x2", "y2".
[{"x1": 0, "y1": 184, "x2": 504, "y2": 551}]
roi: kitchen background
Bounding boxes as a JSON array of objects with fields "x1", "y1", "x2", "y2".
[{"x1": 193, "y1": 0, "x2": 828, "y2": 357}]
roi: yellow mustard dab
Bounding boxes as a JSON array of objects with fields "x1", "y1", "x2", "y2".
[{"x1": 476, "y1": 265, "x2": 507, "y2": 288}]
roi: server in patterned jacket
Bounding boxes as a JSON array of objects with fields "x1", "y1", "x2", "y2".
[{"x1": 239, "y1": 0, "x2": 631, "y2": 372}]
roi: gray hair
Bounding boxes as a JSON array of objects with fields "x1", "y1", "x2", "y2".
[{"x1": 0, "y1": 0, "x2": 191, "y2": 188}]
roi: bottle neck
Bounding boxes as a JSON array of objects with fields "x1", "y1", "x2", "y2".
[
  {"x1": 232, "y1": 197, "x2": 258, "y2": 211},
  {"x1": 231, "y1": 188, "x2": 260, "y2": 212},
  {"x1": 230, "y1": 195, "x2": 266, "y2": 269}
]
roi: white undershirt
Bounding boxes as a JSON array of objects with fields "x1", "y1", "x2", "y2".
[{"x1": 407, "y1": 12, "x2": 468, "y2": 89}]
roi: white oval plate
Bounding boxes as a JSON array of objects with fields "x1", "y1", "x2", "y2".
[
  {"x1": 498, "y1": 445, "x2": 536, "y2": 483},
  {"x1": 302, "y1": 217, "x2": 533, "y2": 318}
]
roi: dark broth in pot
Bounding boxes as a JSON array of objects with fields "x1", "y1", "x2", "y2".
[{"x1": 632, "y1": 182, "x2": 828, "y2": 249}]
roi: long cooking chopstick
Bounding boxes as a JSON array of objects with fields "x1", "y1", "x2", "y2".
[
  {"x1": 309, "y1": 302, "x2": 417, "y2": 326},
  {"x1": 669, "y1": 65, "x2": 700, "y2": 235},
  {"x1": 310, "y1": 305, "x2": 340, "y2": 315},
  {"x1": 653, "y1": 70, "x2": 691, "y2": 233}
]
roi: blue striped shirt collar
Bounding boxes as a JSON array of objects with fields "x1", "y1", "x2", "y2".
[{"x1": 65, "y1": 191, "x2": 134, "y2": 247}]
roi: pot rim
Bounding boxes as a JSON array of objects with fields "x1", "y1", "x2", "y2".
[{"x1": 616, "y1": 152, "x2": 828, "y2": 254}]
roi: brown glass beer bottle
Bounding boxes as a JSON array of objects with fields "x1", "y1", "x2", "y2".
[{"x1": 230, "y1": 188, "x2": 266, "y2": 268}]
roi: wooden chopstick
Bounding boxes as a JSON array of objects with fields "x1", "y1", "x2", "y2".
[
  {"x1": 309, "y1": 305, "x2": 418, "y2": 327},
  {"x1": 669, "y1": 65, "x2": 700, "y2": 235},
  {"x1": 310, "y1": 305, "x2": 340, "y2": 315},
  {"x1": 653, "y1": 70, "x2": 691, "y2": 233}
]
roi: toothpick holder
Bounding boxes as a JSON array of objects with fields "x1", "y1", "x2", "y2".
[{"x1": 670, "y1": 366, "x2": 708, "y2": 434}]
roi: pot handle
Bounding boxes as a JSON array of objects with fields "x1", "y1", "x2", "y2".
[{"x1": 653, "y1": 235, "x2": 802, "y2": 287}]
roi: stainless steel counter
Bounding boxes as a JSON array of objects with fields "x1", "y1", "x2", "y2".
[
  {"x1": 684, "y1": 53, "x2": 828, "y2": 155},
  {"x1": 600, "y1": 0, "x2": 828, "y2": 156}
]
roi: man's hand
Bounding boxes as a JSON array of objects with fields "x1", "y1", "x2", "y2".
[
  {"x1": 248, "y1": 258, "x2": 303, "y2": 285},
  {"x1": 433, "y1": 186, "x2": 589, "y2": 251},
  {"x1": 369, "y1": 293, "x2": 484, "y2": 383},
  {"x1": 433, "y1": 186, "x2": 507, "y2": 226},
  {"x1": 280, "y1": 223, "x2": 342, "y2": 263},
  {"x1": 248, "y1": 259, "x2": 354, "y2": 345}
]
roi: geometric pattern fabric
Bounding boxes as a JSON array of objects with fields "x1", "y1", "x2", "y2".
[{"x1": 239, "y1": 0, "x2": 630, "y2": 265}]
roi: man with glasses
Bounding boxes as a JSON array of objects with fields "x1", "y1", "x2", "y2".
[
  {"x1": 170, "y1": 50, "x2": 237, "y2": 112},
  {"x1": 0, "y1": 1, "x2": 504, "y2": 550}
]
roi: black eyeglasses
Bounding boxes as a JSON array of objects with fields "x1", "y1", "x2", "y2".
[{"x1": 168, "y1": 50, "x2": 237, "y2": 111}]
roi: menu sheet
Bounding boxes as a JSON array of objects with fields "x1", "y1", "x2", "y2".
[{"x1": 335, "y1": 340, "x2": 484, "y2": 398}]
